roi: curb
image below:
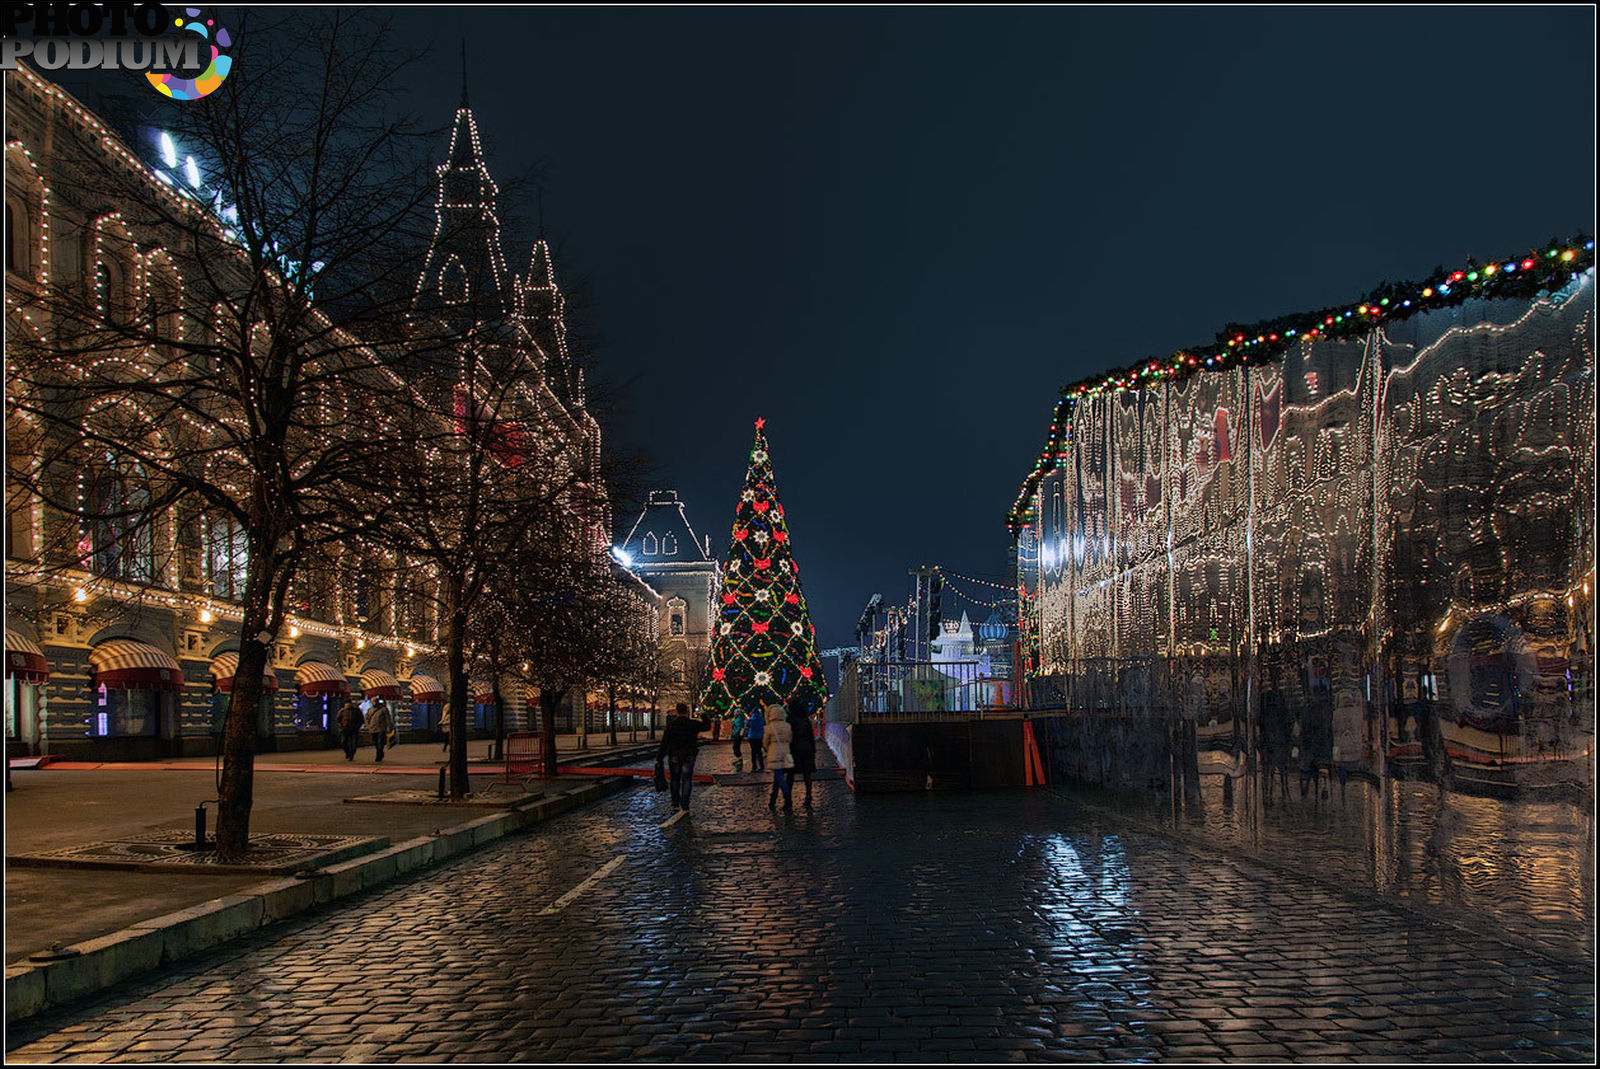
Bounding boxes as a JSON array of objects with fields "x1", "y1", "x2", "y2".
[{"x1": 5, "y1": 775, "x2": 636, "y2": 1024}]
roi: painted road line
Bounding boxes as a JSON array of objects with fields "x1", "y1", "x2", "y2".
[
  {"x1": 658, "y1": 809, "x2": 687, "y2": 829},
  {"x1": 539, "y1": 856, "x2": 625, "y2": 916}
]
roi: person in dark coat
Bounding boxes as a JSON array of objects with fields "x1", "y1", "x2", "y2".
[
  {"x1": 364, "y1": 700, "x2": 394, "y2": 763},
  {"x1": 656, "y1": 702, "x2": 711, "y2": 812},
  {"x1": 787, "y1": 696, "x2": 818, "y2": 807},
  {"x1": 744, "y1": 703, "x2": 767, "y2": 772},
  {"x1": 335, "y1": 699, "x2": 363, "y2": 761}
]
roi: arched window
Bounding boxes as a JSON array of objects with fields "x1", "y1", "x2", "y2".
[
  {"x1": 642, "y1": 532, "x2": 658, "y2": 555},
  {"x1": 208, "y1": 513, "x2": 249, "y2": 601},
  {"x1": 88, "y1": 458, "x2": 155, "y2": 584},
  {"x1": 662, "y1": 533, "x2": 678, "y2": 556},
  {"x1": 94, "y1": 260, "x2": 129, "y2": 325},
  {"x1": 441, "y1": 256, "x2": 469, "y2": 303}
]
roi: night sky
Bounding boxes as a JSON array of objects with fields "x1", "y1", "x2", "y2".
[{"x1": 381, "y1": 7, "x2": 1593, "y2": 650}]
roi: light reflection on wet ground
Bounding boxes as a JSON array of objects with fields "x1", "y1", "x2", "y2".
[{"x1": 1066, "y1": 766, "x2": 1595, "y2": 962}]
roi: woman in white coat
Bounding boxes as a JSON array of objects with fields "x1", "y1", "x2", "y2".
[{"x1": 763, "y1": 703, "x2": 794, "y2": 811}]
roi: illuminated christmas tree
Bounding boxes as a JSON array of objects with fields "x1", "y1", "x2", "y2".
[{"x1": 701, "y1": 418, "x2": 829, "y2": 721}]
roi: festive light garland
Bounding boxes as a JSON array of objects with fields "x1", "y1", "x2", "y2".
[
  {"x1": 5, "y1": 67, "x2": 596, "y2": 678},
  {"x1": 1006, "y1": 237, "x2": 1596, "y2": 533},
  {"x1": 700, "y1": 419, "x2": 829, "y2": 718}
]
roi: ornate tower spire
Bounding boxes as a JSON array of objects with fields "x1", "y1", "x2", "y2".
[
  {"x1": 413, "y1": 93, "x2": 510, "y2": 316},
  {"x1": 523, "y1": 237, "x2": 577, "y2": 399}
]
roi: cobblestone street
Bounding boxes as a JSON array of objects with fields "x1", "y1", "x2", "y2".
[{"x1": 6, "y1": 746, "x2": 1594, "y2": 1062}]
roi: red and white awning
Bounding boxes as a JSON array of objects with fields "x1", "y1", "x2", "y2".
[
  {"x1": 209, "y1": 651, "x2": 279, "y2": 693},
  {"x1": 89, "y1": 639, "x2": 182, "y2": 691},
  {"x1": 409, "y1": 674, "x2": 444, "y2": 702},
  {"x1": 295, "y1": 661, "x2": 350, "y2": 696},
  {"x1": 472, "y1": 680, "x2": 495, "y2": 703},
  {"x1": 359, "y1": 669, "x2": 402, "y2": 699},
  {"x1": 4, "y1": 629, "x2": 49, "y2": 684}
]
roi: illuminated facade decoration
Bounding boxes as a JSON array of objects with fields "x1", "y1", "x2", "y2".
[
  {"x1": 3, "y1": 65, "x2": 603, "y2": 758},
  {"x1": 616, "y1": 490, "x2": 721, "y2": 712},
  {"x1": 1016, "y1": 249, "x2": 1595, "y2": 795}
]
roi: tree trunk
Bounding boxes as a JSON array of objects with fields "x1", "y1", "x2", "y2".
[
  {"x1": 446, "y1": 598, "x2": 470, "y2": 799},
  {"x1": 214, "y1": 554, "x2": 280, "y2": 860},
  {"x1": 608, "y1": 684, "x2": 618, "y2": 747},
  {"x1": 539, "y1": 685, "x2": 564, "y2": 776},
  {"x1": 492, "y1": 685, "x2": 505, "y2": 762}
]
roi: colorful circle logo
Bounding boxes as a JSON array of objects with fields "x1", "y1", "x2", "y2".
[{"x1": 146, "y1": 8, "x2": 234, "y2": 101}]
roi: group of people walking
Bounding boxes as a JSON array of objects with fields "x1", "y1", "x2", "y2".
[
  {"x1": 749, "y1": 696, "x2": 816, "y2": 810},
  {"x1": 335, "y1": 697, "x2": 396, "y2": 762},
  {"x1": 658, "y1": 696, "x2": 820, "y2": 814}
]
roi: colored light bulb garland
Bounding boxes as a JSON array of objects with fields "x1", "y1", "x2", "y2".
[{"x1": 1007, "y1": 237, "x2": 1595, "y2": 533}]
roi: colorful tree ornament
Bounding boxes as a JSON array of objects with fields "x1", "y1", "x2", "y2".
[{"x1": 700, "y1": 419, "x2": 830, "y2": 721}]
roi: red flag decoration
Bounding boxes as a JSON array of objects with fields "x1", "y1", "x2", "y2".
[{"x1": 453, "y1": 387, "x2": 525, "y2": 468}]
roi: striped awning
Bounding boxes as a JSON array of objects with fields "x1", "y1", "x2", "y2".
[
  {"x1": 4, "y1": 629, "x2": 49, "y2": 684},
  {"x1": 359, "y1": 669, "x2": 402, "y2": 699},
  {"x1": 89, "y1": 639, "x2": 182, "y2": 691},
  {"x1": 295, "y1": 661, "x2": 350, "y2": 696},
  {"x1": 409, "y1": 674, "x2": 444, "y2": 702},
  {"x1": 209, "y1": 652, "x2": 279, "y2": 693},
  {"x1": 472, "y1": 680, "x2": 495, "y2": 703}
]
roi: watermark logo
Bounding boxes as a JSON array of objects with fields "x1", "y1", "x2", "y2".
[
  {"x1": 146, "y1": 7, "x2": 232, "y2": 99},
  {"x1": 1, "y1": 4, "x2": 236, "y2": 100}
]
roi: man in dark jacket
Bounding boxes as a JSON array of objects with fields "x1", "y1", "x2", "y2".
[
  {"x1": 787, "y1": 696, "x2": 818, "y2": 808},
  {"x1": 657, "y1": 702, "x2": 711, "y2": 812},
  {"x1": 335, "y1": 699, "x2": 363, "y2": 761}
]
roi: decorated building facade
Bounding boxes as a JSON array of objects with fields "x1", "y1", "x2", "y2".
[
  {"x1": 4, "y1": 65, "x2": 616, "y2": 758},
  {"x1": 1011, "y1": 239, "x2": 1596, "y2": 796},
  {"x1": 616, "y1": 489, "x2": 721, "y2": 713}
]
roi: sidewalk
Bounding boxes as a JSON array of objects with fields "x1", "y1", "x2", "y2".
[{"x1": 3, "y1": 734, "x2": 663, "y2": 1021}]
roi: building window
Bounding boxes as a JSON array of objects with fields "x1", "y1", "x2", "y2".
[
  {"x1": 670, "y1": 612, "x2": 684, "y2": 636},
  {"x1": 441, "y1": 256, "x2": 469, "y2": 303},
  {"x1": 92, "y1": 684, "x2": 160, "y2": 736},
  {"x1": 642, "y1": 532, "x2": 657, "y2": 555},
  {"x1": 94, "y1": 260, "x2": 127, "y2": 324},
  {"x1": 662, "y1": 533, "x2": 678, "y2": 556},
  {"x1": 88, "y1": 459, "x2": 155, "y2": 584},
  {"x1": 208, "y1": 513, "x2": 249, "y2": 601}
]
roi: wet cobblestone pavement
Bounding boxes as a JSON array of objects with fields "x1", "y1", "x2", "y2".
[{"x1": 6, "y1": 746, "x2": 1594, "y2": 1062}]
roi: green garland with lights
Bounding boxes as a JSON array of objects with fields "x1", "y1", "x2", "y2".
[{"x1": 1007, "y1": 235, "x2": 1596, "y2": 533}]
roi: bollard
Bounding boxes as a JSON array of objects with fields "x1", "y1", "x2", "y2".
[
  {"x1": 194, "y1": 802, "x2": 208, "y2": 850},
  {"x1": 438, "y1": 765, "x2": 447, "y2": 800}
]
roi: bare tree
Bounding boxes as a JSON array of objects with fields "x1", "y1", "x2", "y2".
[{"x1": 7, "y1": 12, "x2": 451, "y2": 858}]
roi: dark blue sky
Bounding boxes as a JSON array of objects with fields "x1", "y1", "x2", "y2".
[{"x1": 384, "y1": 5, "x2": 1593, "y2": 651}]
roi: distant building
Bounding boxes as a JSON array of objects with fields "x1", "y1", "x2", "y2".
[{"x1": 616, "y1": 491, "x2": 720, "y2": 711}]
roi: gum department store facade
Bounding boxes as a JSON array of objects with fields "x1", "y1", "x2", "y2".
[{"x1": 3, "y1": 64, "x2": 671, "y2": 760}]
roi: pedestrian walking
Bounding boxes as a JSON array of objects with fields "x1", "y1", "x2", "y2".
[
  {"x1": 745, "y1": 703, "x2": 767, "y2": 772},
  {"x1": 787, "y1": 695, "x2": 817, "y2": 808},
  {"x1": 440, "y1": 703, "x2": 453, "y2": 753},
  {"x1": 656, "y1": 702, "x2": 710, "y2": 812},
  {"x1": 764, "y1": 703, "x2": 794, "y2": 811},
  {"x1": 730, "y1": 707, "x2": 748, "y2": 763},
  {"x1": 365, "y1": 699, "x2": 394, "y2": 763},
  {"x1": 377, "y1": 698, "x2": 397, "y2": 751},
  {"x1": 335, "y1": 698, "x2": 363, "y2": 761}
]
